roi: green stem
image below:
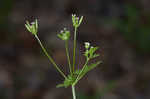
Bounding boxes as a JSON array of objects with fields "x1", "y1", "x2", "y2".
[
  {"x1": 65, "y1": 40, "x2": 72, "y2": 75},
  {"x1": 73, "y1": 27, "x2": 77, "y2": 72},
  {"x1": 73, "y1": 59, "x2": 89, "y2": 86},
  {"x1": 72, "y1": 85, "x2": 76, "y2": 99},
  {"x1": 35, "y1": 35, "x2": 67, "y2": 79}
]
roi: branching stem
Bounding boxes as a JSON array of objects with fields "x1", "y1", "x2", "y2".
[
  {"x1": 65, "y1": 40, "x2": 72, "y2": 75},
  {"x1": 73, "y1": 58, "x2": 89, "y2": 86},
  {"x1": 35, "y1": 35, "x2": 67, "y2": 79},
  {"x1": 72, "y1": 85, "x2": 76, "y2": 99},
  {"x1": 73, "y1": 27, "x2": 77, "y2": 72}
]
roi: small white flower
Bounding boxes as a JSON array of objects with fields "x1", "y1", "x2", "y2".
[{"x1": 84, "y1": 42, "x2": 90, "y2": 49}]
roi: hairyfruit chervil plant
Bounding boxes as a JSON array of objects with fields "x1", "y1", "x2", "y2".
[{"x1": 25, "y1": 14, "x2": 102, "y2": 99}]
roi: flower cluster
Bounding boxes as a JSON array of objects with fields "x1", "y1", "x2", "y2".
[
  {"x1": 25, "y1": 19, "x2": 38, "y2": 35},
  {"x1": 84, "y1": 42, "x2": 99, "y2": 60},
  {"x1": 57, "y1": 28, "x2": 70, "y2": 41},
  {"x1": 72, "y1": 14, "x2": 83, "y2": 28}
]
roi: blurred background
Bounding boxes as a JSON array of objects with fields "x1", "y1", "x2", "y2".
[{"x1": 0, "y1": 0, "x2": 150, "y2": 99}]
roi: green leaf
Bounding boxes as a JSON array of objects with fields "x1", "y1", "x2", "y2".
[
  {"x1": 57, "y1": 33, "x2": 63, "y2": 39},
  {"x1": 84, "y1": 50, "x2": 89, "y2": 57},
  {"x1": 35, "y1": 19, "x2": 38, "y2": 31},
  {"x1": 56, "y1": 78, "x2": 72, "y2": 88},
  {"x1": 56, "y1": 83, "x2": 65, "y2": 88},
  {"x1": 56, "y1": 74, "x2": 77, "y2": 88},
  {"x1": 85, "y1": 61, "x2": 102, "y2": 73},
  {"x1": 79, "y1": 61, "x2": 102, "y2": 80},
  {"x1": 25, "y1": 24, "x2": 31, "y2": 33},
  {"x1": 92, "y1": 54, "x2": 100, "y2": 58},
  {"x1": 89, "y1": 47, "x2": 99, "y2": 59},
  {"x1": 78, "y1": 16, "x2": 83, "y2": 26},
  {"x1": 75, "y1": 61, "x2": 102, "y2": 81}
]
